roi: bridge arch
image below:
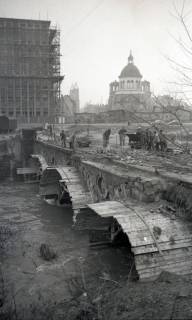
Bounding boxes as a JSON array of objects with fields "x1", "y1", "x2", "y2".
[{"x1": 39, "y1": 166, "x2": 71, "y2": 204}]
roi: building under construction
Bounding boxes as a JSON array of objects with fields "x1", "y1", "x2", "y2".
[{"x1": 0, "y1": 18, "x2": 64, "y2": 123}]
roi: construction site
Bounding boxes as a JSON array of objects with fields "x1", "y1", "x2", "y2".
[
  {"x1": 0, "y1": 18, "x2": 63, "y2": 123},
  {"x1": 1, "y1": 4, "x2": 192, "y2": 320}
]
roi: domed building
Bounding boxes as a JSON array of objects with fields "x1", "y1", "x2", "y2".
[{"x1": 108, "y1": 51, "x2": 151, "y2": 112}]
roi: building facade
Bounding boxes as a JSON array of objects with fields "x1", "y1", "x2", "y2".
[
  {"x1": 82, "y1": 103, "x2": 108, "y2": 113},
  {"x1": 108, "y1": 52, "x2": 151, "y2": 112},
  {"x1": 0, "y1": 18, "x2": 63, "y2": 123}
]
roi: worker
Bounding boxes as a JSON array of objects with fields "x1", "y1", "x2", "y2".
[
  {"x1": 60, "y1": 130, "x2": 66, "y2": 147},
  {"x1": 37, "y1": 167, "x2": 43, "y2": 181},
  {"x1": 118, "y1": 127, "x2": 127, "y2": 146},
  {"x1": 47, "y1": 124, "x2": 53, "y2": 138},
  {"x1": 159, "y1": 129, "x2": 167, "y2": 152},
  {"x1": 145, "y1": 128, "x2": 153, "y2": 150},
  {"x1": 69, "y1": 132, "x2": 77, "y2": 150},
  {"x1": 154, "y1": 131, "x2": 160, "y2": 151},
  {"x1": 136, "y1": 127, "x2": 143, "y2": 147},
  {"x1": 103, "y1": 128, "x2": 111, "y2": 149}
]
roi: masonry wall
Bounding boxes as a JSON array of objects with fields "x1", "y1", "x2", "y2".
[
  {"x1": 34, "y1": 140, "x2": 73, "y2": 165},
  {"x1": 31, "y1": 141, "x2": 192, "y2": 220},
  {"x1": 34, "y1": 141, "x2": 166, "y2": 203},
  {"x1": 72, "y1": 158, "x2": 166, "y2": 203}
]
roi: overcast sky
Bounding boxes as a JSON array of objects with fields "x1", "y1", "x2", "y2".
[{"x1": 1, "y1": 0, "x2": 191, "y2": 108}]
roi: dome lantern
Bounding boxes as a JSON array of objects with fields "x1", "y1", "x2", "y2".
[{"x1": 128, "y1": 50, "x2": 133, "y2": 64}]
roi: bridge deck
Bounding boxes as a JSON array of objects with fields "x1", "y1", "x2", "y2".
[
  {"x1": 39, "y1": 165, "x2": 92, "y2": 209},
  {"x1": 87, "y1": 201, "x2": 192, "y2": 280},
  {"x1": 31, "y1": 154, "x2": 48, "y2": 171},
  {"x1": 58, "y1": 166, "x2": 93, "y2": 209}
]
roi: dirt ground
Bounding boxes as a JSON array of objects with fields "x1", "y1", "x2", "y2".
[{"x1": 101, "y1": 272, "x2": 192, "y2": 320}]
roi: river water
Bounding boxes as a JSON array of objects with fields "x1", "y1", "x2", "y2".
[{"x1": 0, "y1": 180, "x2": 132, "y2": 314}]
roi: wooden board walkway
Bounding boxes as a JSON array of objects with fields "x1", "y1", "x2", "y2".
[
  {"x1": 40, "y1": 165, "x2": 92, "y2": 210},
  {"x1": 56, "y1": 166, "x2": 93, "y2": 210},
  {"x1": 87, "y1": 201, "x2": 192, "y2": 280},
  {"x1": 31, "y1": 154, "x2": 48, "y2": 171}
]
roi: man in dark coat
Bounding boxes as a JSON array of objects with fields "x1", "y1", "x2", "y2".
[
  {"x1": 103, "y1": 129, "x2": 111, "y2": 148},
  {"x1": 60, "y1": 130, "x2": 66, "y2": 147}
]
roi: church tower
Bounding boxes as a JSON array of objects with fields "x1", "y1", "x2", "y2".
[{"x1": 70, "y1": 83, "x2": 80, "y2": 113}]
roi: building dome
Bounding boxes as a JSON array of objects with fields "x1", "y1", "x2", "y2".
[{"x1": 119, "y1": 52, "x2": 142, "y2": 78}]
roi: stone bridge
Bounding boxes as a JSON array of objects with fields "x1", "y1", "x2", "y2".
[
  {"x1": 26, "y1": 139, "x2": 192, "y2": 280},
  {"x1": 33, "y1": 139, "x2": 192, "y2": 209},
  {"x1": 34, "y1": 139, "x2": 168, "y2": 204},
  {"x1": 32, "y1": 141, "x2": 192, "y2": 280}
]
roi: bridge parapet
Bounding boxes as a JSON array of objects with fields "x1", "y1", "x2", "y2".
[
  {"x1": 34, "y1": 140, "x2": 73, "y2": 166},
  {"x1": 34, "y1": 139, "x2": 192, "y2": 217}
]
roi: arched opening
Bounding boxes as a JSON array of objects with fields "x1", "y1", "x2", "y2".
[
  {"x1": 88, "y1": 214, "x2": 139, "y2": 281},
  {"x1": 97, "y1": 176, "x2": 103, "y2": 192},
  {"x1": 130, "y1": 80, "x2": 134, "y2": 89},
  {"x1": 97, "y1": 175, "x2": 109, "y2": 200},
  {"x1": 40, "y1": 167, "x2": 72, "y2": 205},
  {"x1": 110, "y1": 219, "x2": 139, "y2": 280}
]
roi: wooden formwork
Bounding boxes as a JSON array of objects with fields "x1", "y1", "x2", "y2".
[
  {"x1": 87, "y1": 201, "x2": 192, "y2": 280},
  {"x1": 39, "y1": 165, "x2": 92, "y2": 209}
]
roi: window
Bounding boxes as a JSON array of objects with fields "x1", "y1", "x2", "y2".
[{"x1": 130, "y1": 80, "x2": 134, "y2": 89}]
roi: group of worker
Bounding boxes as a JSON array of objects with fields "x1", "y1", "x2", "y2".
[
  {"x1": 60, "y1": 129, "x2": 77, "y2": 149},
  {"x1": 136, "y1": 127, "x2": 167, "y2": 151},
  {"x1": 46, "y1": 123, "x2": 167, "y2": 153},
  {"x1": 102, "y1": 126, "x2": 168, "y2": 152}
]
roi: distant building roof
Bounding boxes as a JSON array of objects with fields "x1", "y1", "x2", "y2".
[
  {"x1": 119, "y1": 52, "x2": 142, "y2": 78},
  {"x1": 119, "y1": 63, "x2": 142, "y2": 78}
]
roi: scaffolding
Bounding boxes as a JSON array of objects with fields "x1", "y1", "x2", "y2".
[{"x1": 0, "y1": 18, "x2": 64, "y2": 123}]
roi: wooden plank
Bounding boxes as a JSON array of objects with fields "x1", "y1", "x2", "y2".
[
  {"x1": 126, "y1": 229, "x2": 192, "y2": 248},
  {"x1": 17, "y1": 167, "x2": 38, "y2": 174},
  {"x1": 136, "y1": 249, "x2": 192, "y2": 266},
  {"x1": 136, "y1": 249, "x2": 192, "y2": 270},
  {"x1": 133, "y1": 238, "x2": 192, "y2": 254},
  {"x1": 139, "y1": 260, "x2": 192, "y2": 279}
]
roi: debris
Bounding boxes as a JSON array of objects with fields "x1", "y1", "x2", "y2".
[
  {"x1": 0, "y1": 225, "x2": 14, "y2": 248},
  {"x1": 153, "y1": 226, "x2": 162, "y2": 239},
  {"x1": 39, "y1": 243, "x2": 57, "y2": 261},
  {"x1": 169, "y1": 236, "x2": 175, "y2": 245},
  {"x1": 36, "y1": 257, "x2": 73, "y2": 272},
  {"x1": 166, "y1": 205, "x2": 176, "y2": 213}
]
